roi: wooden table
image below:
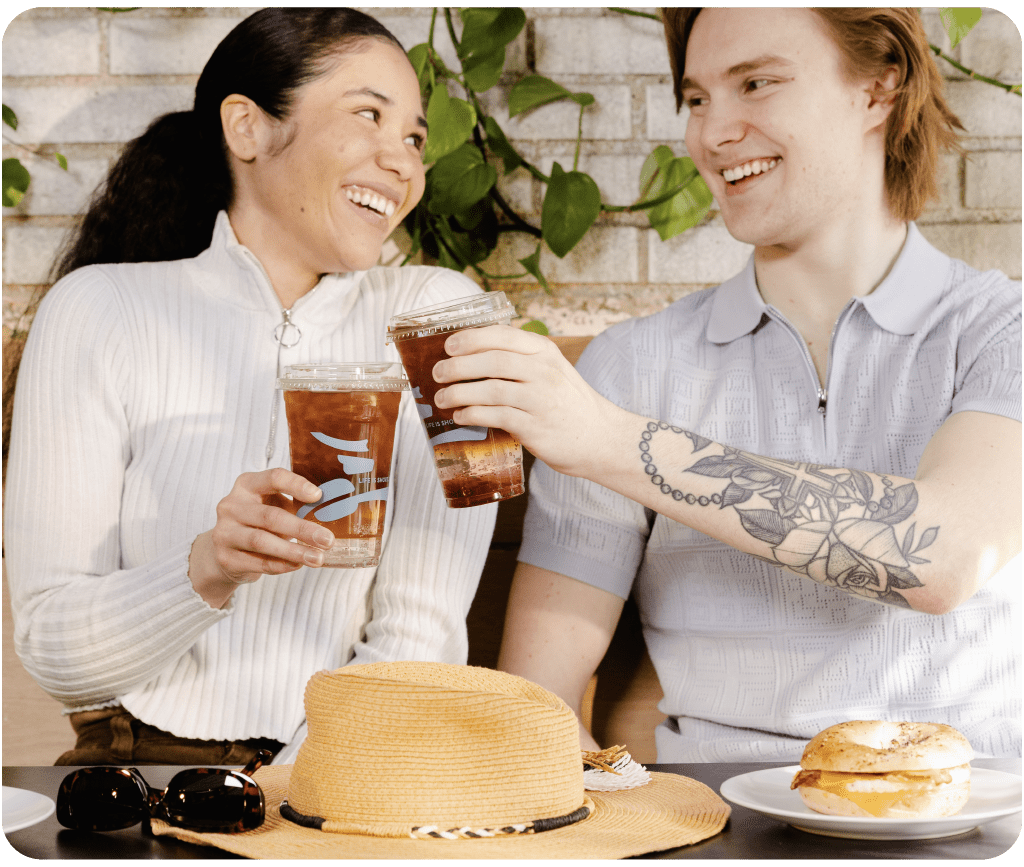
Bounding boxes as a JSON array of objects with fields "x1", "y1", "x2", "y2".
[{"x1": 4, "y1": 759, "x2": 1020, "y2": 859}]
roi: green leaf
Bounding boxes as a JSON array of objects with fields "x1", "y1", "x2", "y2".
[
  {"x1": 407, "y1": 43, "x2": 432, "y2": 94},
  {"x1": 2, "y1": 104, "x2": 17, "y2": 130},
  {"x1": 2, "y1": 157, "x2": 31, "y2": 207},
  {"x1": 458, "y1": 8, "x2": 525, "y2": 92},
  {"x1": 483, "y1": 117, "x2": 523, "y2": 174},
  {"x1": 518, "y1": 242, "x2": 550, "y2": 291},
  {"x1": 423, "y1": 87, "x2": 477, "y2": 164},
  {"x1": 426, "y1": 143, "x2": 497, "y2": 215},
  {"x1": 460, "y1": 7, "x2": 526, "y2": 53},
  {"x1": 508, "y1": 75, "x2": 594, "y2": 118},
  {"x1": 640, "y1": 150, "x2": 713, "y2": 241},
  {"x1": 940, "y1": 7, "x2": 983, "y2": 48},
  {"x1": 55, "y1": 153, "x2": 68, "y2": 170},
  {"x1": 639, "y1": 145, "x2": 673, "y2": 200},
  {"x1": 541, "y1": 162, "x2": 601, "y2": 258},
  {"x1": 520, "y1": 319, "x2": 550, "y2": 335}
]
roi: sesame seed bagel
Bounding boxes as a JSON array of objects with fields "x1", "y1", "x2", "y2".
[
  {"x1": 799, "y1": 721, "x2": 973, "y2": 773},
  {"x1": 791, "y1": 721, "x2": 974, "y2": 819}
]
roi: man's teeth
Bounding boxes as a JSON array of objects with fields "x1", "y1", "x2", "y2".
[
  {"x1": 723, "y1": 159, "x2": 779, "y2": 183},
  {"x1": 345, "y1": 187, "x2": 396, "y2": 217}
]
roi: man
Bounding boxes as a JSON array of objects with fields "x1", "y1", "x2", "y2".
[{"x1": 432, "y1": 8, "x2": 1021, "y2": 760}]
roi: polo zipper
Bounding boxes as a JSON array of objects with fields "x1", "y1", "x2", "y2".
[{"x1": 265, "y1": 306, "x2": 304, "y2": 464}]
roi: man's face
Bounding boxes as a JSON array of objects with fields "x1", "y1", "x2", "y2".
[{"x1": 680, "y1": 8, "x2": 888, "y2": 251}]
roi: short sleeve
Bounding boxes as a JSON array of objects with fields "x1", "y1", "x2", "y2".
[
  {"x1": 517, "y1": 327, "x2": 652, "y2": 600},
  {"x1": 951, "y1": 273, "x2": 1022, "y2": 422}
]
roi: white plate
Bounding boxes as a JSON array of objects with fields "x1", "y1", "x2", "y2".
[
  {"x1": 720, "y1": 766, "x2": 1022, "y2": 840},
  {"x1": 2, "y1": 785, "x2": 56, "y2": 834}
]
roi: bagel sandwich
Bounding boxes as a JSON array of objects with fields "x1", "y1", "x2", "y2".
[{"x1": 790, "y1": 720, "x2": 974, "y2": 819}]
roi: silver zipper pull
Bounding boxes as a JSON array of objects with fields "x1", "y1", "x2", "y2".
[
  {"x1": 274, "y1": 309, "x2": 302, "y2": 348},
  {"x1": 817, "y1": 387, "x2": 827, "y2": 415}
]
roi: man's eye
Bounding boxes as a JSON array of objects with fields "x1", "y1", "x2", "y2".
[
  {"x1": 746, "y1": 78, "x2": 772, "y2": 92},
  {"x1": 684, "y1": 95, "x2": 707, "y2": 109}
]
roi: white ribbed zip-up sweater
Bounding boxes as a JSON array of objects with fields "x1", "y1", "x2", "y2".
[{"x1": 5, "y1": 213, "x2": 496, "y2": 743}]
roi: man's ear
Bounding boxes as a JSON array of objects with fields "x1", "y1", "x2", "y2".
[
  {"x1": 221, "y1": 94, "x2": 263, "y2": 163},
  {"x1": 865, "y1": 67, "x2": 900, "y2": 128}
]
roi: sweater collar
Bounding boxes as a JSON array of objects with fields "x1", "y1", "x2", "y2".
[
  {"x1": 193, "y1": 211, "x2": 367, "y2": 320},
  {"x1": 706, "y1": 222, "x2": 951, "y2": 343}
]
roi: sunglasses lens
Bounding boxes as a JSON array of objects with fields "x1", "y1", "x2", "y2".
[
  {"x1": 162, "y1": 770, "x2": 264, "y2": 832},
  {"x1": 57, "y1": 770, "x2": 147, "y2": 831}
]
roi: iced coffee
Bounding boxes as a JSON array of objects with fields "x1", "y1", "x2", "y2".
[
  {"x1": 278, "y1": 362, "x2": 408, "y2": 567},
  {"x1": 386, "y1": 292, "x2": 525, "y2": 509}
]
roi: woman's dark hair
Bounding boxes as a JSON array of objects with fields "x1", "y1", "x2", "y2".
[
  {"x1": 51, "y1": 7, "x2": 403, "y2": 281},
  {"x1": 2, "y1": 9, "x2": 404, "y2": 489}
]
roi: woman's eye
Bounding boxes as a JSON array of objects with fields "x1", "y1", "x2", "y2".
[
  {"x1": 746, "y1": 78, "x2": 772, "y2": 93},
  {"x1": 404, "y1": 133, "x2": 425, "y2": 150},
  {"x1": 683, "y1": 94, "x2": 706, "y2": 110},
  {"x1": 357, "y1": 108, "x2": 379, "y2": 121}
]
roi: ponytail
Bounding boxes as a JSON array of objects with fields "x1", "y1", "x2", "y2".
[{"x1": 51, "y1": 109, "x2": 231, "y2": 280}]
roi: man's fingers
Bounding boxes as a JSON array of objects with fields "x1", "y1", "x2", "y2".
[{"x1": 442, "y1": 323, "x2": 548, "y2": 357}]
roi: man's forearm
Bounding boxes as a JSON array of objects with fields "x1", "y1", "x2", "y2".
[{"x1": 592, "y1": 412, "x2": 1019, "y2": 614}]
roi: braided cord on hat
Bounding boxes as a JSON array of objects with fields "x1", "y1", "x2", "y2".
[{"x1": 409, "y1": 803, "x2": 593, "y2": 840}]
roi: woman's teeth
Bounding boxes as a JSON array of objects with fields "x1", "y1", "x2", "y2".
[
  {"x1": 723, "y1": 159, "x2": 779, "y2": 183},
  {"x1": 345, "y1": 187, "x2": 396, "y2": 217}
]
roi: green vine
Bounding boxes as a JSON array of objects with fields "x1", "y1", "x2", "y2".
[{"x1": 402, "y1": 7, "x2": 712, "y2": 291}]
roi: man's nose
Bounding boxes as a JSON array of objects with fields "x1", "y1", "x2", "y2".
[{"x1": 698, "y1": 99, "x2": 747, "y2": 151}]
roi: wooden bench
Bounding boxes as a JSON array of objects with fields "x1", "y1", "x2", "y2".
[{"x1": 1, "y1": 335, "x2": 664, "y2": 765}]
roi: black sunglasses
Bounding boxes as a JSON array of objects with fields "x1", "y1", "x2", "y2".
[{"x1": 56, "y1": 749, "x2": 269, "y2": 834}]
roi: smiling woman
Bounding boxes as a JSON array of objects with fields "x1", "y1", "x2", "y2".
[{"x1": 4, "y1": 7, "x2": 497, "y2": 766}]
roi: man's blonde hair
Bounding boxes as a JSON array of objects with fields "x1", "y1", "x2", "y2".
[{"x1": 662, "y1": 7, "x2": 964, "y2": 221}]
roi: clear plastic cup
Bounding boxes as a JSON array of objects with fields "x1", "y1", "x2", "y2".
[
  {"x1": 278, "y1": 362, "x2": 408, "y2": 567},
  {"x1": 385, "y1": 292, "x2": 525, "y2": 509}
]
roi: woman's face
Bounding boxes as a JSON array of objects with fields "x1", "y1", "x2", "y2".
[{"x1": 236, "y1": 39, "x2": 427, "y2": 281}]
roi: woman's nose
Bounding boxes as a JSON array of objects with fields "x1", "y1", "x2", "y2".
[{"x1": 378, "y1": 135, "x2": 421, "y2": 181}]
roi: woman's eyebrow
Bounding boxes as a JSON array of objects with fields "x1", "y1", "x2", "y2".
[{"x1": 343, "y1": 86, "x2": 428, "y2": 132}]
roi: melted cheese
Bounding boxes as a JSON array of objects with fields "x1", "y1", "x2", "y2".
[{"x1": 791, "y1": 766, "x2": 969, "y2": 818}]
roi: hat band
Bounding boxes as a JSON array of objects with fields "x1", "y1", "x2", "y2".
[{"x1": 279, "y1": 798, "x2": 594, "y2": 840}]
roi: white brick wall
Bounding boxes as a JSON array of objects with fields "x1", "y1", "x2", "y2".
[{"x1": 3, "y1": 6, "x2": 1021, "y2": 335}]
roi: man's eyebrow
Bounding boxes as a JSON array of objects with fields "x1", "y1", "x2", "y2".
[
  {"x1": 679, "y1": 54, "x2": 795, "y2": 91},
  {"x1": 344, "y1": 86, "x2": 428, "y2": 130}
]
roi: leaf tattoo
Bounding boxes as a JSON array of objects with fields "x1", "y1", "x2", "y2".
[{"x1": 639, "y1": 424, "x2": 939, "y2": 607}]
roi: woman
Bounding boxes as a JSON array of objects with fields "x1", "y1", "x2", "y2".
[{"x1": 4, "y1": 8, "x2": 496, "y2": 765}]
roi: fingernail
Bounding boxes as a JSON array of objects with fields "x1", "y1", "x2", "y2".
[
  {"x1": 304, "y1": 482, "x2": 321, "y2": 500},
  {"x1": 304, "y1": 548, "x2": 324, "y2": 567},
  {"x1": 445, "y1": 334, "x2": 460, "y2": 353},
  {"x1": 434, "y1": 387, "x2": 446, "y2": 406},
  {"x1": 313, "y1": 529, "x2": 334, "y2": 548}
]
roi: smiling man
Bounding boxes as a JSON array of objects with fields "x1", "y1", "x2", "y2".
[{"x1": 431, "y1": 8, "x2": 1022, "y2": 761}]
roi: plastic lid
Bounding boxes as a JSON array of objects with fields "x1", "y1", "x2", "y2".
[
  {"x1": 385, "y1": 291, "x2": 514, "y2": 342},
  {"x1": 277, "y1": 362, "x2": 409, "y2": 391}
]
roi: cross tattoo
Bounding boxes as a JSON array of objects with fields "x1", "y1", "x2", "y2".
[{"x1": 737, "y1": 451, "x2": 840, "y2": 503}]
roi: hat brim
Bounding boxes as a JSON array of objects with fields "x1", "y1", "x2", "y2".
[{"x1": 150, "y1": 764, "x2": 730, "y2": 859}]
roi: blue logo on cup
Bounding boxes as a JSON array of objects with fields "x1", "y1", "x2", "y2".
[
  {"x1": 297, "y1": 432, "x2": 388, "y2": 522},
  {"x1": 410, "y1": 386, "x2": 487, "y2": 446}
]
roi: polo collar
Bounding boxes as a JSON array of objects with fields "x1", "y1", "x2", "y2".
[{"x1": 705, "y1": 223, "x2": 951, "y2": 343}]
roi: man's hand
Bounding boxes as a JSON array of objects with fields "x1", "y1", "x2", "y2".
[{"x1": 432, "y1": 324, "x2": 633, "y2": 478}]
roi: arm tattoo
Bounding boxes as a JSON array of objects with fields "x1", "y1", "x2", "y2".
[{"x1": 640, "y1": 422, "x2": 939, "y2": 608}]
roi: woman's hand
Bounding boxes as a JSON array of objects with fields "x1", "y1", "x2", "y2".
[
  {"x1": 188, "y1": 468, "x2": 333, "y2": 608},
  {"x1": 432, "y1": 325, "x2": 634, "y2": 478}
]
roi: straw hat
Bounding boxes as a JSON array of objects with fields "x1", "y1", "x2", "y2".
[{"x1": 150, "y1": 662, "x2": 729, "y2": 858}]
